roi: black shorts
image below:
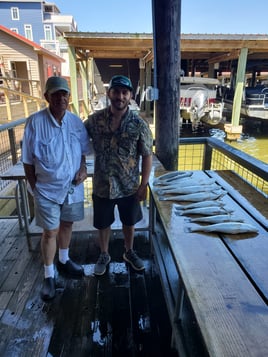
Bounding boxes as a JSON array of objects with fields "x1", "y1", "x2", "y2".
[{"x1": 92, "y1": 194, "x2": 143, "y2": 229}]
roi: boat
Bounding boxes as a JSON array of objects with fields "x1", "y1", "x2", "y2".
[
  {"x1": 222, "y1": 83, "x2": 268, "y2": 120},
  {"x1": 179, "y1": 76, "x2": 224, "y2": 128}
]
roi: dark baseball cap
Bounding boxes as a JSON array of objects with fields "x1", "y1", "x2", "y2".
[
  {"x1": 108, "y1": 75, "x2": 133, "y2": 91},
  {"x1": 44, "y1": 76, "x2": 70, "y2": 95}
]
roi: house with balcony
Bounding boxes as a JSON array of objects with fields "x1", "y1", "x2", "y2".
[
  {"x1": 0, "y1": 25, "x2": 65, "y2": 121},
  {"x1": 0, "y1": 0, "x2": 77, "y2": 76}
]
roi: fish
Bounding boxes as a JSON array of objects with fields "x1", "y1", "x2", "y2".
[
  {"x1": 175, "y1": 206, "x2": 233, "y2": 216},
  {"x1": 189, "y1": 214, "x2": 245, "y2": 224},
  {"x1": 153, "y1": 171, "x2": 193, "y2": 185},
  {"x1": 188, "y1": 222, "x2": 259, "y2": 234},
  {"x1": 157, "y1": 183, "x2": 219, "y2": 195},
  {"x1": 174, "y1": 200, "x2": 225, "y2": 210},
  {"x1": 159, "y1": 189, "x2": 226, "y2": 202},
  {"x1": 155, "y1": 177, "x2": 216, "y2": 188}
]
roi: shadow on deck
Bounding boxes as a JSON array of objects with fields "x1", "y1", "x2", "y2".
[{"x1": 0, "y1": 220, "x2": 178, "y2": 357}]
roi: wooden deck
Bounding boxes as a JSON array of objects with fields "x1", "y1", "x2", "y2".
[
  {"x1": 1, "y1": 154, "x2": 268, "y2": 356},
  {"x1": 0, "y1": 220, "x2": 177, "y2": 357}
]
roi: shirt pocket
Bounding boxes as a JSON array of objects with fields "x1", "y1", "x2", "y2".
[
  {"x1": 70, "y1": 131, "x2": 82, "y2": 158},
  {"x1": 35, "y1": 137, "x2": 61, "y2": 167}
]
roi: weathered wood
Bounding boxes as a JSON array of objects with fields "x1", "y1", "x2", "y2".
[
  {"x1": 149, "y1": 165, "x2": 268, "y2": 356},
  {"x1": 207, "y1": 170, "x2": 268, "y2": 302},
  {"x1": 0, "y1": 218, "x2": 175, "y2": 356},
  {"x1": 154, "y1": 0, "x2": 180, "y2": 170}
]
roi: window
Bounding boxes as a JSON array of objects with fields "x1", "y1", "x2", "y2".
[
  {"x1": 44, "y1": 5, "x2": 53, "y2": 13},
  {"x1": 10, "y1": 62, "x2": 17, "y2": 78},
  {"x1": 10, "y1": 28, "x2": 18, "y2": 34},
  {"x1": 11, "y1": 7, "x2": 19, "y2": 20},
  {"x1": 24, "y1": 25, "x2": 33, "y2": 41},
  {"x1": 44, "y1": 25, "x2": 52, "y2": 41}
]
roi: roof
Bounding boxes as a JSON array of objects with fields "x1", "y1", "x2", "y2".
[
  {"x1": 64, "y1": 32, "x2": 268, "y2": 70},
  {"x1": 0, "y1": 25, "x2": 64, "y2": 62}
]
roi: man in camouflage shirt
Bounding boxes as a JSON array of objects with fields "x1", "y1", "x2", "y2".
[{"x1": 84, "y1": 75, "x2": 153, "y2": 275}]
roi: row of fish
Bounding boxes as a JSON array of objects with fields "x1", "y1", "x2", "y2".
[{"x1": 153, "y1": 171, "x2": 259, "y2": 235}]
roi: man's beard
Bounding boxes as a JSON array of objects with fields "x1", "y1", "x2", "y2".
[{"x1": 112, "y1": 99, "x2": 129, "y2": 111}]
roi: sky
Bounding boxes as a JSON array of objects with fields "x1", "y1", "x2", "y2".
[{"x1": 54, "y1": 0, "x2": 268, "y2": 34}]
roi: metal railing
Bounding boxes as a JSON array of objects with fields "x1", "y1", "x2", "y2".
[
  {"x1": 0, "y1": 118, "x2": 26, "y2": 190},
  {"x1": 1, "y1": 121, "x2": 268, "y2": 204},
  {"x1": 178, "y1": 137, "x2": 268, "y2": 196}
]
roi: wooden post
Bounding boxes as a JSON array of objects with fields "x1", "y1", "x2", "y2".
[
  {"x1": 225, "y1": 48, "x2": 248, "y2": 140},
  {"x1": 139, "y1": 61, "x2": 145, "y2": 112},
  {"x1": 145, "y1": 61, "x2": 152, "y2": 118},
  {"x1": 68, "y1": 45, "x2": 79, "y2": 116},
  {"x1": 153, "y1": 0, "x2": 181, "y2": 170},
  {"x1": 80, "y1": 58, "x2": 89, "y2": 119}
]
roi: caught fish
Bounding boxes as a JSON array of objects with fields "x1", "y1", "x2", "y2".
[
  {"x1": 189, "y1": 214, "x2": 244, "y2": 224},
  {"x1": 176, "y1": 206, "x2": 233, "y2": 216},
  {"x1": 159, "y1": 189, "x2": 226, "y2": 202},
  {"x1": 155, "y1": 184, "x2": 182, "y2": 194},
  {"x1": 153, "y1": 171, "x2": 193, "y2": 185},
  {"x1": 188, "y1": 222, "x2": 258, "y2": 234},
  {"x1": 157, "y1": 183, "x2": 219, "y2": 196},
  {"x1": 174, "y1": 200, "x2": 225, "y2": 210},
  {"x1": 155, "y1": 177, "x2": 216, "y2": 188},
  {"x1": 154, "y1": 171, "x2": 182, "y2": 181}
]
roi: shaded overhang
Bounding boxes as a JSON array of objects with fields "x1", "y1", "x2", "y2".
[
  {"x1": 64, "y1": 32, "x2": 153, "y2": 61},
  {"x1": 64, "y1": 32, "x2": 268, "y2": 70}
]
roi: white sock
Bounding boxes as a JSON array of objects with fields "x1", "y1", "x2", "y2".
[
  {"x1": 44, "y1": 264, "x2": 54, "y2": 279},
  {"x1": 59, "y1": 248, "x2": 69, "y2": 264}
]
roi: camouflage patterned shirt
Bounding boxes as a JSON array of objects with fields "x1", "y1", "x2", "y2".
[{"x1": 84, "y1": 107, "x2": 153, "y2": 199}]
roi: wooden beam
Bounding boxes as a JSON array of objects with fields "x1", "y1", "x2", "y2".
[
  {"x1": 231, "y1": 47, "x2": 248, "y2": 127},
  {"x1": 68, "y1": 45, "x2": 79, "y2": 116},
  {"x1": 208, "y1": 50, "x2": 241, "y2": 64}
]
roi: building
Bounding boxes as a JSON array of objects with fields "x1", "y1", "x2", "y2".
[
  {"x1": 0, "y1": 25, "x2": 64, "y2": 99},
  {"x1": 0, "y1": 0, "x2": 77, "y2": 76}
]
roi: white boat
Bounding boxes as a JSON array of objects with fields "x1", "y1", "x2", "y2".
[
  {"x1": 180, "y1": 76, "x2": 224, "y2": 127},
  {"x1": 223, "y1": 84, "x2": 268, "y2": 120}
]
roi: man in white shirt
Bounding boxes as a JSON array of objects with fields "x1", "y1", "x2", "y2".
[{"x1": 22, "y1": 76, "x2": 90, "y2": 300}]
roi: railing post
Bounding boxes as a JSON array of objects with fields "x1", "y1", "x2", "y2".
[
  {"x1": 203, "y1": 139, "x2": 213, "y2": 170},
  {"x1": 8, "y1": 128, "x2": 18, "y2": 164}
]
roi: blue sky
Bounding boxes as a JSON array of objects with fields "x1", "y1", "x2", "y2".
[{"x1": 54, "y1": 0, "x2": 268, "y2": 34}]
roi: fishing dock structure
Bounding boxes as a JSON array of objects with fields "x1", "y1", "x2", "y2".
[{"x1": 0, "y1": 118, "x2": 268, "y2": 356}]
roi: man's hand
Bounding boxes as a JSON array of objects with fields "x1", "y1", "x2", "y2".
[
  {"x1": 74, "y1": 165, "x2": 87, "y2": 185},
  {"x1": 136, "y1": 183, "x2": 148, "y2": 201}
]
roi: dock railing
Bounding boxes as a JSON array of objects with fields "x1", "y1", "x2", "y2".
[
  {"x1": 0, "y1": 118, "x2": 25, "y2": 191},
  {"x1": 0, "y1": 120, "x2": 268, "y2": 212},
  {"x1": 178, "y1": 137, "x2": 268, "y2": 197}
]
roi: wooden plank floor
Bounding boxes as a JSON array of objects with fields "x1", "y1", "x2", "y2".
[{"x1": 0, "y1": 219, "x2": 178, "y2": 357}]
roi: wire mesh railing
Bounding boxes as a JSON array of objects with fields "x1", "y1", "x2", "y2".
[
  {"x1": 1, "y1": 122, "x2": 268, "y2": 208},
  {"x1": 0, "y1": 119, "x2": 26, "y2": 191},
  {"x1": 179, "y1": 137, "x2": 268, "y2": 197}
]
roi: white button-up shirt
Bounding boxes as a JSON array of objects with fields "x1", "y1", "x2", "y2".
[{"x1": 22, "y1": 108, "x2": 90, "y2": 204}]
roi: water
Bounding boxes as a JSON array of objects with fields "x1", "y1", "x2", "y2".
[
  {"x1": 229, "y1": 135, "x2": 268, "y2": 164},
  {"x1": 227, "y1": 119, "x2": 268, "y2": 164},
  {"x1": 207, "y1": 118, "x2": 268, "y2": 164}
]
